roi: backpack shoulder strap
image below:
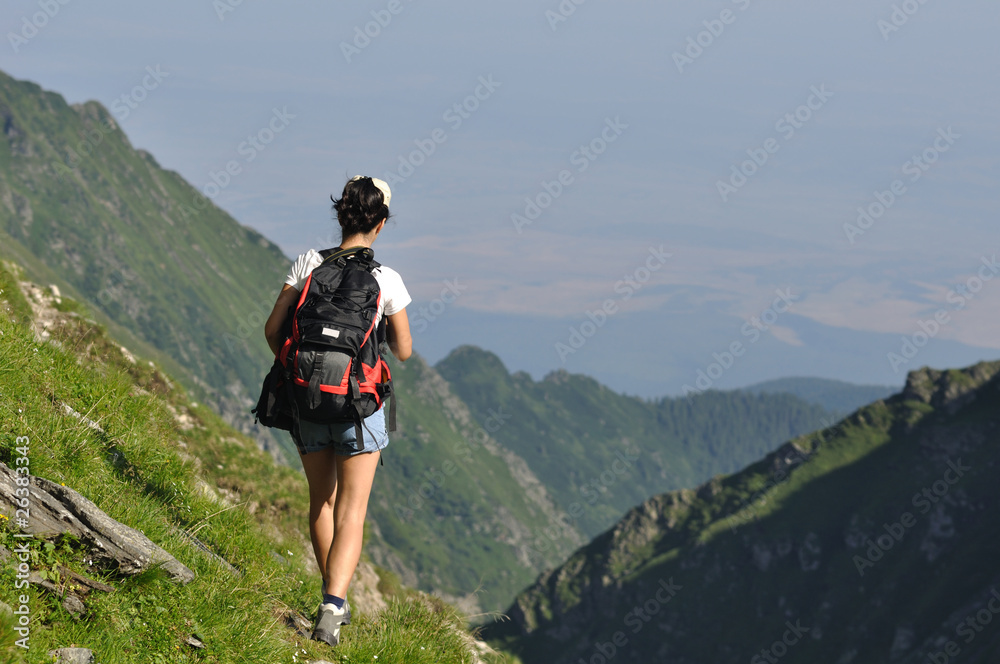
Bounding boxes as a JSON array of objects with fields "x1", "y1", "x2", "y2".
[
  {"x1": 318, "y1": 246, "x2": 359, "y2": 263},
  {"x1": 317, "y1": 246, "x2": 379, "y2": 269}
]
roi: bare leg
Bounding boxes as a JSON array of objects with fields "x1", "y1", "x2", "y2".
[
  {"x1": 326, "y1": 450, "x2": 381, "y2": 598},
  {"x1": 300, "y1": 447, "x2": 339, "y2": 592}
]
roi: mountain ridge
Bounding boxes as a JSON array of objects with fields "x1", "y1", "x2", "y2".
[
  {"x1": 487, "y1": 358, "x2": 1000, "y2": 664},
  {"x1": 436, "y1": 345, "x2": 865, "y2": 542}
]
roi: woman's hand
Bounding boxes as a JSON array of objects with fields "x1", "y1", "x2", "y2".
[
  {"x1": 386, "y1": 309, "x2": 412, "y2": 362},
  {"x1": 264, "y1": 284, "x2": 300, "y2": 357}
]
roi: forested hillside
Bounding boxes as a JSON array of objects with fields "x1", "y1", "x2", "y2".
[
  {"x1": 488, "y1": 361, "x2": 1000, "y2": 664},
  {"x1": 743, "y1": 376, "x2": 896, "y2": 415},
  {"x1": 438, "y1": 346, "x2": 840, "y2": 539}
]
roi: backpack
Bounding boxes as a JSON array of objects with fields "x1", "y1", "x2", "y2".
[{"x1": 253, "y1": 246, "x2": 396, "y2": 445}]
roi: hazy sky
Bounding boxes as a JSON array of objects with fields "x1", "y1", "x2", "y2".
[{"x1": 3, "y1": 0, "x2": 999, "y2": 396}]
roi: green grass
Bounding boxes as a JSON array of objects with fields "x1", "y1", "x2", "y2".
[
  {"x1": 0, "y1": 263, "x2": 30, "y2": 324},
  {"x1": 0, "y1": 283, "x2": 504, "y2": 663},
  {"x1": 332, "y1": 596, "x2": 503, "y2": 664}
]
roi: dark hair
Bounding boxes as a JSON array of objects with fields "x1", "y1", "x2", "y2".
[{"x1": 331, "y1": 177, "x2": 389, "y2": 238}]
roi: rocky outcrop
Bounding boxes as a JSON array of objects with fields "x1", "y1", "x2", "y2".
[
  {"x1": 899, "y1": 361, "x2": 1000, "y2": 414},
  {"x1": 0, "y1": 462, "x2": 194, "y2": 583},
  {"x1": 489, "y1": 360, "x2": 1000, "y2": 664}
]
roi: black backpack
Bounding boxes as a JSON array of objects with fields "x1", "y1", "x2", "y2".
[{"x1": 253, "y1": 246, "x2": 396, "y2": 445}]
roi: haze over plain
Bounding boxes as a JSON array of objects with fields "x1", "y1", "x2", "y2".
[{"x1": 4, "y1": 0, "x2": 998, "y2": 396}]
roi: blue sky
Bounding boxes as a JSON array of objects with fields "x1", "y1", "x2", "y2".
[{"x1": 3, "y1": 0, "x2": 999, "y2": 396}]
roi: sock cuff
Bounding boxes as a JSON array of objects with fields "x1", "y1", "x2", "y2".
[{"x1": 323, "y1": 593, "x2": 346, "y2": 609}]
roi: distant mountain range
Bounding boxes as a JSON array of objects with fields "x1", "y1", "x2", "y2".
[
  {"x1": 437, "y1": 346, "x2": 849, "y2": 542},
  {"x1": 486, "y1": 361, "x2": 1000, "y2": 663},
  {"x1": 741, "y1": 376, "x2": 896, "y2": 415}
]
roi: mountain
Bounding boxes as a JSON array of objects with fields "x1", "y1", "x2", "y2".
[
  {"x1": 487, "y1": 360, "x2": 1000, "y2": 664},
  {"x1": 743, "y1": 376, "x2": 897, "y2": 415},
  {"x1": 437, "y1": 345, "x2": 840, "y2": 539},
  {"x1": 0, "y1": 68, "x2": 292, "y2": 459}
]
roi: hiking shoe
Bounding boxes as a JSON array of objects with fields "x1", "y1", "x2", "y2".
[{"x1": 312, "y1": 600, "x2": 351, "y2": 646}]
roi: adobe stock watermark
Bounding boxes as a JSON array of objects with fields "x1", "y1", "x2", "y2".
[
  {"x1": 222, "y1": 297, "x2": 273, "y2": 352},
  {"x1": 887, "y1": 252, "x2": 999, "y2": 374},
  {"x1": 527, "y1": 444, "x2": 642, "y2": 558},
  {"x1": 843, "y1": 126, "x2": 959, "y2": 245},
  {"x1": 95, "y1": 264, "x2": 132, "y2": 308},
  {"x1": 750, "y1": 620, "x2": 811, "y2": 664},
  {"x1": 717, "y1": 85, "x2": 833, "y2": 202},
  {"x1": 726, "y1": 444, "x2": 816, "y2": 532},
  {"x1": 511, "y1": 116, "x2": 628, "y2": 234},
  {"x1": 110, "y1": 66, "x2": 170, "y2": 121},
  {"x1": 8, "y1": 0, "x2": 72, "y2": 54},
  {"x1": 213, "y1": 0, "x2": 248, "y2": 21},
  {"x1": 545, "y1": 0, "x2": 588, "y2": 32},
  {"x1": 927, "y1": 588, "x2": 1000, "y2": 664},
  {"x1": 554, "y1": 245, "x2": 672, "y2": 363},
  {"x1": 681, "y1": 288, "x2": 797, "y2": 395},
  {"x1": 394, "y1": 407, "x2": 511, "y2": 520},
  {"x1": 410, "y1": 279, "x2": 466, "y2": 334},
  {"x1": 199, "y1": 107, "x2": 296, "y2": 200},
  {"x1": 672, "y1": 0, "x2": 753, "y2": 74},
  {"x1": 382, "y1": 75, "x2": 501, "y2": 186},
  {"x1": 11, "y1": 435, "x2": 34, "y2": 650},
  {"x1": 577, "y1": 578, "x2": 682, "y2": 664},
  {"x1": 340, "y1": 0, "x2": 416, "y2": 63},
  {"x1": 877, "y1": 0, "x2": 933, "y2": 41},
  {"x1": 52, "y1": 116, "x2": 118, "y2": 183},
  {"x1": 852, "y1": 458, "x2": 969, "y2": 576}
]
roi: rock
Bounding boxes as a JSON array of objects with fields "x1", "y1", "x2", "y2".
[
  {"x1": 186, "y1": 636, "x2": 205, "y2": 649},
  {"x1": 0, "y1": 462, "x2": 194, "y2": 583},
  {"x1": 900, "y1": 363, "x2": 1000, "y2": 414},
  {"x1": 350, "y1": 560, "x2": 388, "y2": 616},
  {"x1": 47, "y1": 648, "x2": 94, "y2": 664},
  {"x1": 61, "y1": 594, "x2": 86, "y2": 616},
  {"x1": 282, "y1": 609, "x2": 313, "y2": 639},
  {"x1": 61, "y1": 403, "x2": 105, "y2": 434}
]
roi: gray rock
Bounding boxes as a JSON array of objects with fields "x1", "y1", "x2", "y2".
[
  {"x1": 47, "y1": 648, "x2": 95, "y2": 664},
  {"x1": 0, "y1": 462, "x2": 194, "y2": 583},
  {"x1": 61, "y1": 594, "x2": 86, "y2": 616}
]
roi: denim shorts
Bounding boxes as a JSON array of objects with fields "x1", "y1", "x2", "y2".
[{"x1": 291, "y1": 407, "x2": 388, "y2": 456}]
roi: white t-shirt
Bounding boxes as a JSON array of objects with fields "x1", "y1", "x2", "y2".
[{"x1": 284, "y1": 249, "x2": 411, "y2": 327}]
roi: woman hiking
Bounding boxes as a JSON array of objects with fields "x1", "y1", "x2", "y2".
[{"x1": 264, "y1": 175, "x2": 412, "y2": 646}]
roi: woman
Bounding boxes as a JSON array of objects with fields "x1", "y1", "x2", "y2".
[{"x1": 264, "y1": 175, "x2": 412, "y2": 646}]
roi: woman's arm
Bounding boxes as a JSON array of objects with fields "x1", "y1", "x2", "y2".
[
  {"x1": 264, "y1": 284, "x2": 300, "y2": 357},
  {"x1": 385, "y1": 309, "x2": 412, "y2": 362}
]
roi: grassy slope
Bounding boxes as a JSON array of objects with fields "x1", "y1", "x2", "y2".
[
  {"x1": 0, "y1": 265, "x2": 504, "y2": 664},
  {"x1": 437, "y1": 345, "x2": 837, "y2": 538},
  {"x1": 489, "y1": 362, "x2": 1000, "y2": 664}
]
